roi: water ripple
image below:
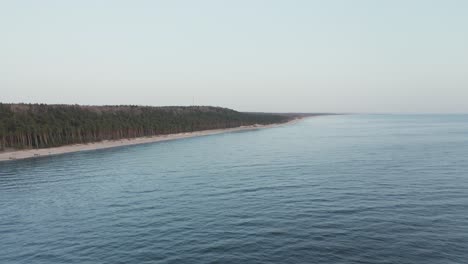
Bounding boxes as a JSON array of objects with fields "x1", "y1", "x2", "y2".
[{"x1": 1, "y1": 115, "x2": 468, "y2": 263}]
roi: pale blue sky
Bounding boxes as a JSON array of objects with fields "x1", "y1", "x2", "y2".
[{"x1": 1, "y1": 0, "x2": 467, "y2": 113}]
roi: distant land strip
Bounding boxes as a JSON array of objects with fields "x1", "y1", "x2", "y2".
[{"x1": 0, "y1": 103, "x2": 326, "y2": 161}]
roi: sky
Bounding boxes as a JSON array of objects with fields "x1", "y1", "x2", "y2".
[{"x1": 1, "y1": 0, "x2": 467, "y2": 113}]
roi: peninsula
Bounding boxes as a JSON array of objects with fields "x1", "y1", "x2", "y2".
[{"x1": 0, "y1": 103, "x2": 314, "y2": 161}]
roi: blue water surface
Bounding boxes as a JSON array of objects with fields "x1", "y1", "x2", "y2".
[{"x1": 1, "y1": 114, "x2": 468, "y2": 263}]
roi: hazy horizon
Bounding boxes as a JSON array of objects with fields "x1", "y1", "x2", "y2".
[{"x1": 2, "y1": 1, "x2": 467, "y2": 113}]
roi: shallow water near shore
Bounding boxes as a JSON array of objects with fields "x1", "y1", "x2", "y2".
[{"x1": 1, "y1": 114, "x2": 468, "y2": 263}]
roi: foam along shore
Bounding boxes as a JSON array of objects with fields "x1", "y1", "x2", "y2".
[{"x1": 0, "y1": 118, "x2": 303, "y2": 162}]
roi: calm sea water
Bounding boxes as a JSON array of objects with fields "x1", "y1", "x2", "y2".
[{"x1": 1, "y1": 115, "x2": 468, "y2": 263}]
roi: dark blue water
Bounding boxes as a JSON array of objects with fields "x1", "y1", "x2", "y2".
[{"x1": 1, "y1": 115, "x2": 468, "y2": 263}]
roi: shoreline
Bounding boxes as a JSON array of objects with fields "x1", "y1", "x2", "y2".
[{"x1": 0, "y1": 118, "x2": 304, "y2": 162}]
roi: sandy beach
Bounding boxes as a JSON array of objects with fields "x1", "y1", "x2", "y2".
[{"x1": 0, "y1": 118, "x2": 303, "y2": 162}]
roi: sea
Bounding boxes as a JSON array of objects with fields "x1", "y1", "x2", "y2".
[{"x1": 1, "y1": 114, "x2": 467, "y2": 263}]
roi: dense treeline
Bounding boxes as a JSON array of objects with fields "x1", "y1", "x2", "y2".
[{"x1": 0, "y1": 103, "x2": 292, "y2": 150}]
